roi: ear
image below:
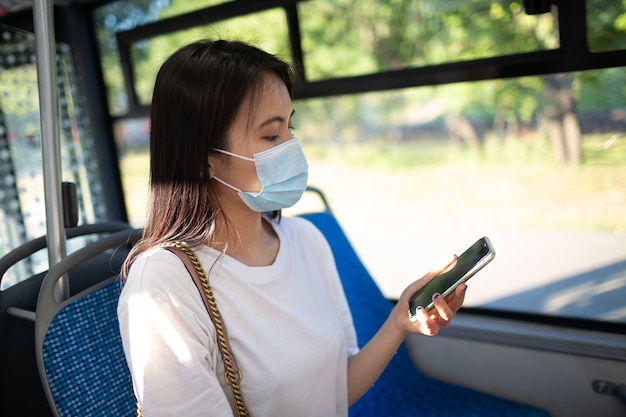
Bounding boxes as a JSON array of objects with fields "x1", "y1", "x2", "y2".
[{"x1": 208, "y1": 155, "x2": 214, "y2": 179}]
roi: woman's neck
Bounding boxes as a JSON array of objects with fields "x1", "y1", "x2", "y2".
[{"x1": 211, "y1": 210, "x2": 280, "y2": 267}]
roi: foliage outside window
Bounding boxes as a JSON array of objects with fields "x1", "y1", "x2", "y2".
[
  {"x1": 586, "y1": 0, "x2": 626, "y2": 52},
  {"x1": 130, "y1": 9, "x2": 291, "y2": 106},
  {"x1": 298, "y1": 0, "x2": 558, "y2": 80}
]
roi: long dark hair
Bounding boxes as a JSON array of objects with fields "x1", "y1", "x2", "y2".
[{"x1": 122, "y1": 39, "x2": 296, "y2": 277}]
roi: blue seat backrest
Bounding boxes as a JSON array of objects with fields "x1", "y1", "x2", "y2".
[
  {"x1": 42, "y1": 280, "x2": 136, "y2": 417},
  {"x1": 298, "y1": 211, "x2": 551, "y2": 417}
]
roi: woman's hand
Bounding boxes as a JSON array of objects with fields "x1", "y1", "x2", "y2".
[
  {"x1": 392, "y1": 255, "x2": 467, "y2": 337},
  {"x1": 347, "y1": 255, "x2": 468, "y2": 405}
]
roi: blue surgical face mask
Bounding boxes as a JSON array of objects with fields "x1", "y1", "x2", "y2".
[{"x1": 212, "y1": 137, "x2": 309, "y2": 212}]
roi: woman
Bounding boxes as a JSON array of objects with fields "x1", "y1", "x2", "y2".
[{"x1": 118, "y1": 39, "x2": 466, "y2": 417}]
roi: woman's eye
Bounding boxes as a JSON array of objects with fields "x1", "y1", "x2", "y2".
[{"x1": 262, "y1": 124, "x2": 295, "y2": 141}]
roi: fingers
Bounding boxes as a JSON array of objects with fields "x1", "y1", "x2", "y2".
[
  {"x1": 431, "y1": 293, "x2": 454, "y2": 322},
  {"x1": 410, "y1": 306, "x2": 440, "y2": 336},
  {"x1": 410, "y1": 284, "x2": 468, "y2": 336},
  {"x1": 399, "y1": 254, "x2": 467, "y2": 337},
  {"x1": 445, "y1": 283, "x2": 468, "y2": 312},
  {"x1": 409, "y1": 296, "x2": 452, "y2": 336},
  {"x1": 431, "y1": 283, "x2": 467, "y2": 319}
]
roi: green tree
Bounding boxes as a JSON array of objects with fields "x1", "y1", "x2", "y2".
[
  {"x1": 299, "y1": 1, "x2": 557, "y2": 149},
  {"x1": 93, "y1": 0, "x2": 169, "y2": 114},
  {"x1": 132, "y1": 2, "x2": 291, "y2": 105}
]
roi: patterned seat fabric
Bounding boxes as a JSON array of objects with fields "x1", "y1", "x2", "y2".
[
  {"x1": 298, "y1": 211, "x2": 551, "y2": 417},
  {"x1": 42, "y1": 281, "x2": 137, "y2": 417}
]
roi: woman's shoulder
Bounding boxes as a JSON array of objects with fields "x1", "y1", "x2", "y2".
[
  {"x1": 121, "y1": 247, "x2": 194, "y2": 295},
  {"x1": 131, "y1": 245, "x2": 185, "y2": 270}
]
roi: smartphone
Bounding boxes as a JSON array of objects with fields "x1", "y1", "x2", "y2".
[{"x1": 408, "y1": 236, "x2": 495, "y2": 322}]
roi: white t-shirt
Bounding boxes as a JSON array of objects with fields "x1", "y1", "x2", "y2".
[{"x1": 118, "y1": 216, "x2": 359, "y2": 417}]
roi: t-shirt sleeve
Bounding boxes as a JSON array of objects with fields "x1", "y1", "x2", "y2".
[{"x1": 117, "y1": 249, "x2": 234, "y2": 417}]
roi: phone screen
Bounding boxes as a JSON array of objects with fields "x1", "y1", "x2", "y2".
[{"x1": 408, "y1": 236, "x2": 495, "y2": 320}]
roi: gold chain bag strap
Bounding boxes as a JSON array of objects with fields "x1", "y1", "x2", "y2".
[{"x1": 137, "y1": 242, "x2": 250, "y2": 417}]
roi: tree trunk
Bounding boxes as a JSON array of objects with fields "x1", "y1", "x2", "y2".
[
  {"x1": 543, "y1": 74, "x2": 582, "y2": 165},
  {"x1": 445, "y1": 114, "x2": 482, "y2": 148}
]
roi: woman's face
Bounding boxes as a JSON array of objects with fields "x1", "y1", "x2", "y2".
[{"x1": 211, "y1": 74, "x2": 294, "y2": 195}]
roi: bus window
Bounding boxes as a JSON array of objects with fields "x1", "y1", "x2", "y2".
[
  {"x1": 95, "y1": 1, "x2": 291, "y2": 115},
  {"x1": 94, "y1": 0, "x2": 162, "y2": 115},
  {"x1": 129, "y1": 9, "x2": 291, "y2": 107},
  {"x1": 115, "y1": 116, "x2": 149, "y2": 226},
  {"x1": 287, "y1": 69, "x2": 626, "y2": 326},
  {"x1": 299, "y1": 0, "x2": 558, "y2": 81},
  {"x1": 0, "y1": 24, "x2": 109, "y2": 289}
]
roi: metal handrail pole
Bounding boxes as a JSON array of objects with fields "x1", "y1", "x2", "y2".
[{"x1": 33, "y1": 0, "x2": 68, "y2": 302}]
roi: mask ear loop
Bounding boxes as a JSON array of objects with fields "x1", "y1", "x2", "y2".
[
  {"x1": 212, "y1": 176, "x2": 244, "y2": 193},
  {"x1": 210, "y1": 149, "x2": 257, "y2": 193},
  {"x1": 213, "y1": 148, "x2": 255, "y2": 162}
]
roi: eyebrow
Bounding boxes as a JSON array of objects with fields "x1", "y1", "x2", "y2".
[{"x1": 259, "y1": 109, "x2": 295, "y2": 128}]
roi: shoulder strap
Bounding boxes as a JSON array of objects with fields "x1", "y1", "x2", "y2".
[{"x1": 161, "y1": 243, "x2": 249, "y2": 417}]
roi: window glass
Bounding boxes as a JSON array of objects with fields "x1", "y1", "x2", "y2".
[
  {"x1": 158, "y1": 0, "x2": 232, "y2": 19},
  {"x1": 95, "y1": 0, "x2": 165, "y2": 114},
  {"x1": 586, "y1": 0, "x2": 626, "y2": 52},
  {"x1": 95, "y1": 1, "x2": 287, "y2": 113},
  {"x1": 0, "y1": 25, "x2": 108, "y2": 289},
  {"x1": 284, "y1": 69, "x2": 626, "y2": 324},
  {"x1": 115, "y1": 118, "x2": 150, "y2": 227},
  {"x1": 298, "y1": 0, "x2": 558, "y2": 80},
  {"x1": 130, "y1": 8, "x2": 291, "y2": 106}
]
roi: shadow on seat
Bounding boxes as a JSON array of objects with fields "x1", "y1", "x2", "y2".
[
  {"x1": 297, "y1": 187, "x2": 550, "y2": 417},
  {"x1": 34, "y1": 228, "x2": 141, "y2": 417}
]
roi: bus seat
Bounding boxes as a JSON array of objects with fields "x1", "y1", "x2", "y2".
[
  {"x1": 0, "y1": 221, "x2": 139, "y2": 417},
  {"x1": 297, "y1": 187, "x2": 550, "y2": 417},
  {"x1": 34, "y1": 228, "x2": 141, "y2": 417}
]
